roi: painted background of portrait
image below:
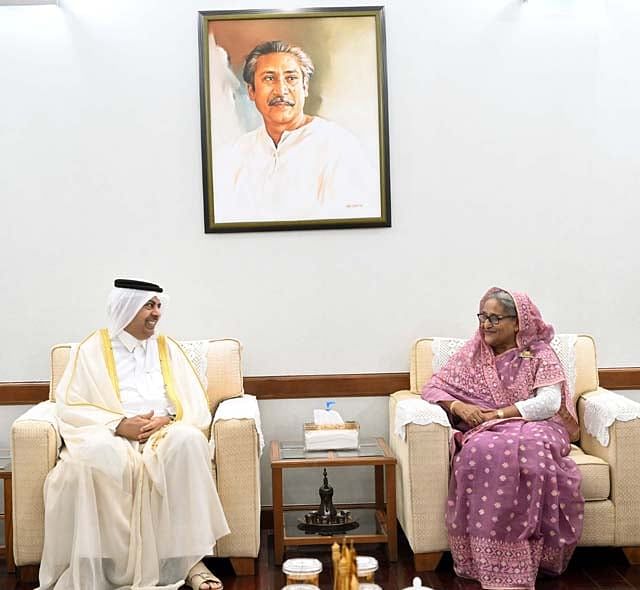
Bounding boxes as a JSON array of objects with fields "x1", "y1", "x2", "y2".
[{"x1": 208, "y1": 15, "x2": 381, "y2": 169}]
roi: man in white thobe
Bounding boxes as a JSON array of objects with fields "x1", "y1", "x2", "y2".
[{"x1": 38, "y1": 279, "x2": 229, "y2": 590}]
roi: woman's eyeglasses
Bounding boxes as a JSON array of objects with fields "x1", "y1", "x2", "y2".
[{"x1": 477, "y1": 313, "x2": 516, "y2": 326}]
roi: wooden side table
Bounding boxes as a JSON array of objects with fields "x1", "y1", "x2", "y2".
[
  {"x1": 270, "y1": 437, "x2": 397, "y2": 565},
  {"x1": 0, "y1": 463, "x2": 14, "y2": 573}
]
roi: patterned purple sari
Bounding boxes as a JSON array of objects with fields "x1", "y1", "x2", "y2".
[{"x1": 422, "y1": 289, "x2": 584, "y2": 590}]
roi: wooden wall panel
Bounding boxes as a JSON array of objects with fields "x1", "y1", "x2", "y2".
[{"x1": 1, "y1": 368, "x2": 639, "y2": 405}]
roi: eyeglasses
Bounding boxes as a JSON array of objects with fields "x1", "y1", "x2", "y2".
[{"x1": 477, "y1": 313, "x2": 516, "y2": 326}]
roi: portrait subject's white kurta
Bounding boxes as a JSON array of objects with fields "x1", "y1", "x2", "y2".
[
  {"x1": 38, "y1": 330, "x2": 229, "y2": 590},
  {"x1": 214, "y1": 116, "x2": 381, "y2": 223}
]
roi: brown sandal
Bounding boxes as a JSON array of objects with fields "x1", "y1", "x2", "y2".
[{"x1": 186, "y1": 560, "x2": 223, "y2": 590}]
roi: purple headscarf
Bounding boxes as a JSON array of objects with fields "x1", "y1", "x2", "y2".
[{"x1": 422, "y1": 287, "x2": 579, "y2": 441}]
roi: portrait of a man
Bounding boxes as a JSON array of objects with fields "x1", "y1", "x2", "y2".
[{"x1": 198, "y1": 8, "x2": 390, "y2": 232}]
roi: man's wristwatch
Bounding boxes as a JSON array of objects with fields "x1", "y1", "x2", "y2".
[{"x1": 496, "y1": 408, "x2": 505, "y2": 419}]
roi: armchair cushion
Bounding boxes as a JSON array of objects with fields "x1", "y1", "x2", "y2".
[
  {"x1": 569, "y1": 446, "x2": 610, "y2": 501},
  {"x1": 203, "y1": 338, "x2": 244, "y2": 410}
]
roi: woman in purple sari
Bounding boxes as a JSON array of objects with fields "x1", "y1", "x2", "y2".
[{"x1": 422, "y1": 288, "x2": 584, "y2": 590}]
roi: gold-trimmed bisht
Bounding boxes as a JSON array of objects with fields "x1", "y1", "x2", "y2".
[
  {"x1": 62, "y1": 330, "x2": 123, "y2": 416},
  {"x1": 100, "y1": 328, "x2": 122, "y2": 401},
  {"x1": 157, "y1": 335, "x2": 184, "y2": 421}
]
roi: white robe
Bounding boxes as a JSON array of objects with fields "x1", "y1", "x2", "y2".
[{"x1": 38, "y1": 331, "x2": 230, "y2": 590}]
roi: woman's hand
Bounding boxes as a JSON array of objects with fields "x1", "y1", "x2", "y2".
[
  {"x1": 482, "y1": 410, "x2": 499, "y2": 421},
  {"x1": 451, "y1": 401, "x2": 487, "y2": 427}
]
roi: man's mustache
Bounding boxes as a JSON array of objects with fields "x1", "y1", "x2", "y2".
[{"x1": 268, "y1": 96, "x2": 295, "y2": 106}]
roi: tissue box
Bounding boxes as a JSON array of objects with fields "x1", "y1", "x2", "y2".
[{"x1": 303, "y1": 421, "x2": 360, "y2": 451}]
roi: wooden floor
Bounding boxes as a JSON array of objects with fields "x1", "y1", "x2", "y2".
[{"x1": 5, "y1": 528, "x2": 640, "y2": 589}]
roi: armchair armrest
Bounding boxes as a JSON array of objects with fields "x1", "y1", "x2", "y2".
[
  {"x1": 210, "y1": 402, "x2": 261, "y2": 558},
  {"x1": 389, "y1": 391, "x2": 450, "y2": 553},
  {"x1": 10, "y1": 402, "x2": 60, "y2": 566},
  {"x1": 578, "y1": 388, "x2": 640, "y2": 546}
]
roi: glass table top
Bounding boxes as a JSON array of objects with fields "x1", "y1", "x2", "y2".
[{"x1": 278, "y1": 438, "x2": 385, "y2": 460}]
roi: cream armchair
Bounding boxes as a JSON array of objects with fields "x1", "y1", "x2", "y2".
[
  {"x1": 11, "y1": 338, "x2": 261, "y2": 579},
  {"x1": 389, "y1": 335, "x2": 640, "y2": 571}
]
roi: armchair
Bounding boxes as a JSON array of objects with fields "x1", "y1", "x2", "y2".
[
  {"x1": 389, "y1": 335, "x2": 640, "y2": 571},
  {"x1": 11, "y1": 338, "x2": 261, "y2": 578}
]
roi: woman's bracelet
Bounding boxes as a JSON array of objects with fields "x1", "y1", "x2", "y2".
[{"x1": 496, "y1": 408, "x2": 505, "y2": 419}]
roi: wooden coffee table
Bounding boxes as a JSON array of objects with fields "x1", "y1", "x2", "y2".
[{"x1": 270, "y1": 437, "x2": 397, "y2": 565}]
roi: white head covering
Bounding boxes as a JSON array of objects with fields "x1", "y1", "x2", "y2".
[{"x1": 107, "y1": 284, "x2": 169, "y2": 337}]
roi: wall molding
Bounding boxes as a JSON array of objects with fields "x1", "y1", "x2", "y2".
[
  {"x1": 1, "y1": 368, "x2": 639, "y2": 405},
  {"x1": 244, "y1": 373, "x2": 408, "y2": 399},
  {"x1": 595, "y1": 367, "x2": 640, "y2": 391},
  {"x1": 0, "y1": 382, "x2": 50, "y2": 405}
]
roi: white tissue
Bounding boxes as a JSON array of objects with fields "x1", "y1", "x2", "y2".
[
  {"x1": 305, "y1": 429, "x2": 359, "y2": 451},
  {"x1": 305, "y1": 408, "x2": 357, "y2": 450},
  {"x1": 313, "y1": 409, "x2": 345, "y2": 425}
]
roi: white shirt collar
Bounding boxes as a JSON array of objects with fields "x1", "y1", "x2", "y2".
[
  {"x1": 258, "y1": 116, "x2": 318, "y2": 150},
  {"x1": 118, "y1": 330, "x2": 149, "y2": 353}
]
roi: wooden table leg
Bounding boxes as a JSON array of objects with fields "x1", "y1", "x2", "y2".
[
  {"x1": 272, "y1": 466, "x2": 285, "y2": 565},
  {"x1": 384, "y1": 462, "x2": 397, "y2": 561},
  {"x1": 374, "y1": 465, "x2": 384, "y2": 512},
  {"x1": 3, "y1": 474, "x2": 14, "y2": 574}
]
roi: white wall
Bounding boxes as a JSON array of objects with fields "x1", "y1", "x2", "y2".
[
  {"x1": 2, "y1": 0, "x2": 640, "y2": 505},
  {"x1": 1, "y1": 0, "x2": 639, "y2": 383}
]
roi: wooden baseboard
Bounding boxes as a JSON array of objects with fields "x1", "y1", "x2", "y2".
[
  {"x1": 1, "y1": 367, "x2": 639, "y2": 405},
  {"x1": 598, "y1": 368, "x2": 640, "y2": 391},
  {"x1": 0, "y1": 382, "x2": 50, "y2": 405}
]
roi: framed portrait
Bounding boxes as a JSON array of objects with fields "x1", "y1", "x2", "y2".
[{"x1": 197, "y1": 6, "x2": 391, "y2": 233}]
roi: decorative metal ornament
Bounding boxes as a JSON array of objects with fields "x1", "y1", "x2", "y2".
[{"x1": 297, "y1": 468, "x2": 359, "y2": 535}]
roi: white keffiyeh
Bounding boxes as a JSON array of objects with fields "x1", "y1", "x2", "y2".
[{"x1": 106, "y1": 286, "x2": 169, "y2": 337}]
